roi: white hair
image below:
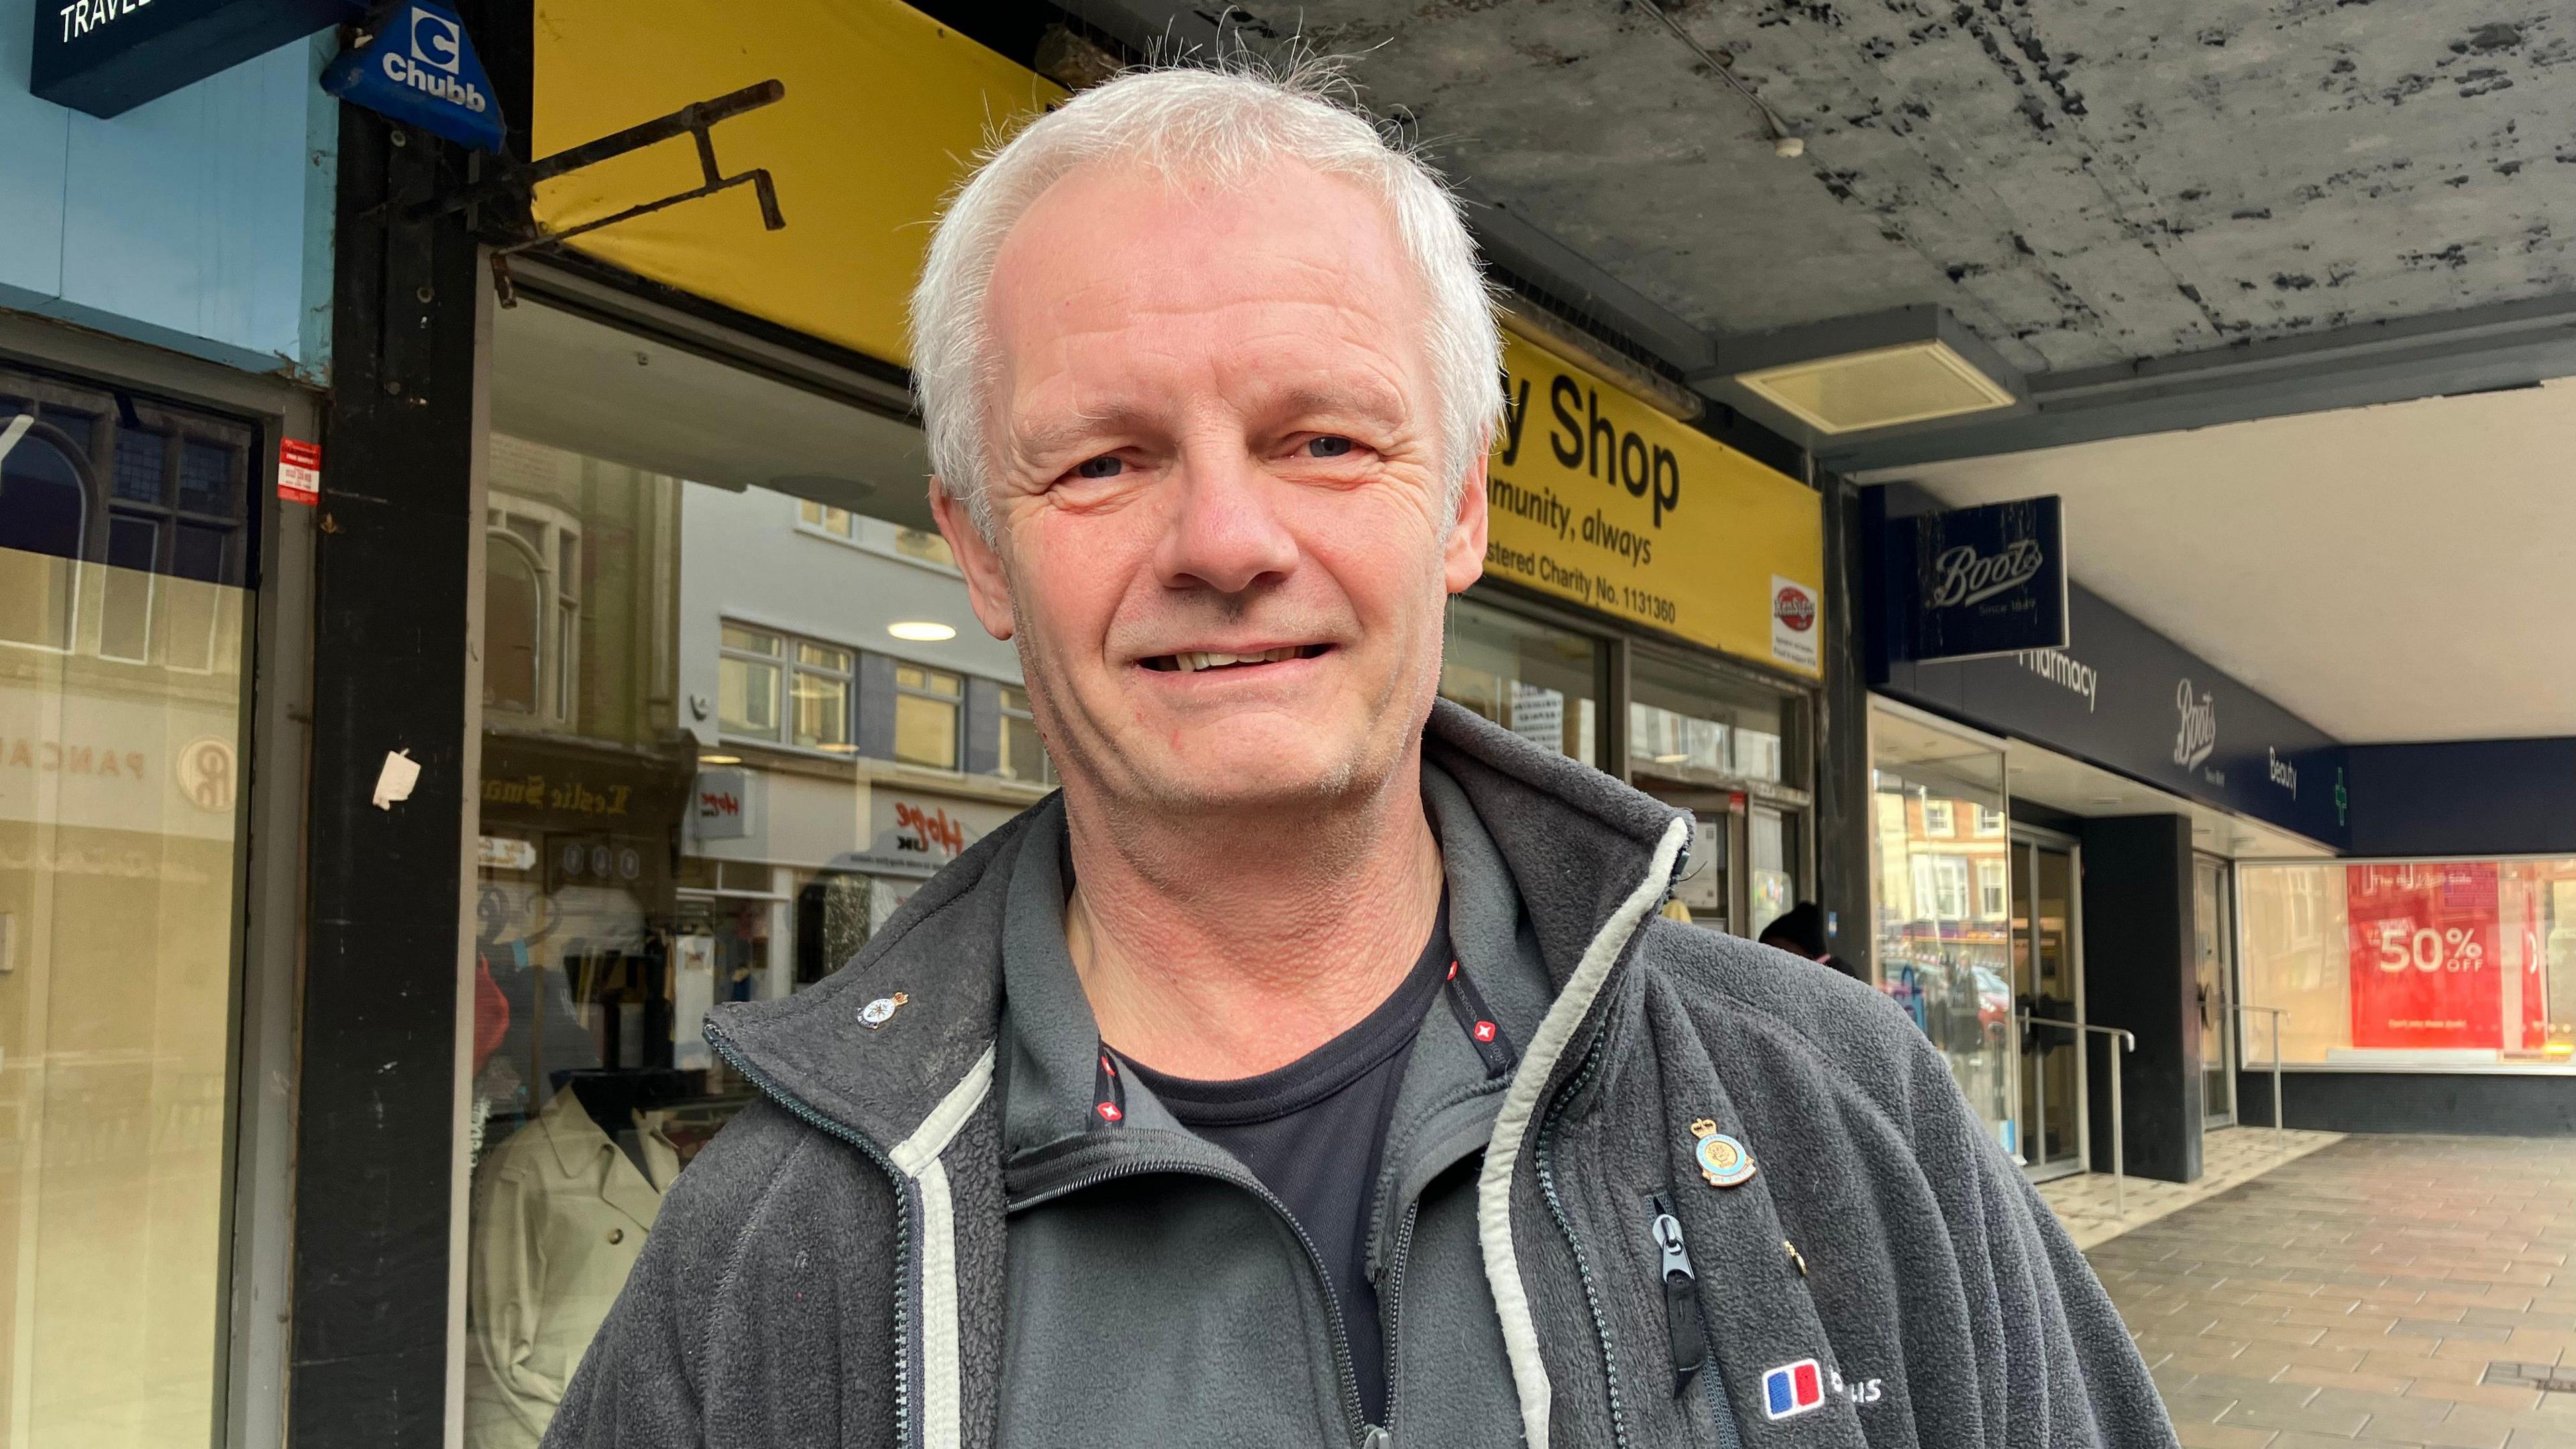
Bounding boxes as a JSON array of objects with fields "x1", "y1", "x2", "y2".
[{"x1": 908, "y1": 58, "x2": 1505, "y2": 538}]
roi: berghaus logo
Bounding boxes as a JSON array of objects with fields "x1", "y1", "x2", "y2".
[{"x1": 1927, "y1": 539, "x2": 2043, "y2": 609}]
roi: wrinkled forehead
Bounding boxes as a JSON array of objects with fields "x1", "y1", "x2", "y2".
[{"x1": 981, "y1": 156, "x2": 1436, "y2": 400}]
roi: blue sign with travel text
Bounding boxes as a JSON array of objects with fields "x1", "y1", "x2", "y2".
[
  {"x1": 1888, "y1": 495, "x2": 2068, "y2": 663},
  {"x1": 321, "y1": 1, "x2": 504, "y2": 152}
]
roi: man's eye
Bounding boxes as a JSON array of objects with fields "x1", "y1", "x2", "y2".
[
  {"x1": 1074, "y1": 456, "x2": 1124, "y2": 480},
  {"x1": 1305, "y1": 436, "x2": 1354, "y2": 458}
]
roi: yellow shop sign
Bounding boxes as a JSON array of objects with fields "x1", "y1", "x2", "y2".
[
  {"x1": 1487, "y1": 329, "x2": 1824, "y2": 677},
  {"x1": 532, "y1": 0, "x2": 1061, "y2": 368}
]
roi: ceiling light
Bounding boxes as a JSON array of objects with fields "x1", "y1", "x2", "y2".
[
  {"x1": 818, "y1": 743, "x2": 858, "y2": 753},
  {"x1": 888, "y1": 621, "x2": 957, "y2": 642},
  {"x1": 1705, "y1": 306, "x2": 2023, "y2": 437},
  {"x1": 1654, "y1": 753, "x2": 1690, "y2": 764},
  {"x1": 700, "y1": 754, "x2": 741, "y2": 766}
]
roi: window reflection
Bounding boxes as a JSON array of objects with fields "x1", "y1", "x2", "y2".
[{"x1": 2242, "y1": 859, "x2": 2576, "y2": 1067}]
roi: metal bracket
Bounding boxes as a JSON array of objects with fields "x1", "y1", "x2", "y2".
[{"x1": 402, "y1": 80, "x2": 789, "y2": 306}]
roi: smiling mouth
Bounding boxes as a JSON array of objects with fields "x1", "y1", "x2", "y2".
[{"x1": 1140, "y1": 645, "x2": 1331, "y2": 674}]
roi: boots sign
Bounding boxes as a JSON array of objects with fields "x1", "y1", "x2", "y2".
[
  {"x1": 1870, "y1": 485, "x2": 2351, "y2": 849},
  {"x1": 1485, "y1": 327, "x2": 1824, "y2": 677},
  {"x1": 1884, "y1": 494, "x2": 2068, "y2": 663}
]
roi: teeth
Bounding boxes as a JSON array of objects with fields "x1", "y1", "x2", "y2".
[{"x1": 1171, "y1": 647, "x2": 1306, "y2": 673}]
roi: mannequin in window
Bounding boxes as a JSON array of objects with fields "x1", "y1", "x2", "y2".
[{"x1": 464, "y1": 1071, "x2": 688, "y2": 1449}]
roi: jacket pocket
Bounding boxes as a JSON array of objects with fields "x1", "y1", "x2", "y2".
[{"x1": 1640, "y1": 1191, "x2": 1746, "y2": 1449}]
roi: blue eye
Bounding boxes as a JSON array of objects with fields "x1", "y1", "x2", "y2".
[
  {"x1": 1306, "y1": 436, "x2": 1354, "y2": 458},
  {"x1": 1075, "y1": 456, "x2": 1123, "y2": 479}
]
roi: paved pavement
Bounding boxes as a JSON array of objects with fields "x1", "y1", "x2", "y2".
[
  {"x1": 2048, "y1": 1126, "x2": 2348, "y2": 1251},
  {"x1": 2086, "y1": 1134, "x2": 2576, "y2": 1448}
]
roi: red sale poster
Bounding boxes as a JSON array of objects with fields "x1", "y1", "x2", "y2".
[{"x1": 2347, "y1": 863, "x2": 2502, "y2": 1049}]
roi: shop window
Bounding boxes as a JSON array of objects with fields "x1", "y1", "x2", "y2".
[
  {"x1": 1978, "y1": 858, "x2": 2008, "y2": 920},
  {"x1": 1440, "y1": 595, "x2": 1598, "y2": 765},
  {"x1": 1626, "y1": 644, "x2": 1800, "y2": 788},
  {"x1": 797, "y1": 498, "x2": 859, "y2": 539},
  {"x1": 1870, "y1": 702, "x2": 2012, "y2": 1152},
  {"x1": 0, "y1": 365, "x2": 255, "y2": 1445},
  {"x1": 792, "y1": 641, "x2": 853, "y2": 752},
  {"x1": 797, "y1": 496, "x2": 960, "y2": 574},
  {"x1": 470, "y1": 299, "x2": 1029, "y2": 1449},
  {"x1": 2241, "y1": 858, "x2": 2576, "y2": 1069},
  {"x1": 894, "y1": 662, "x2": 963, "y2": 769},
  {"x1": 996, "y1": 683, "x2": 1053, "y2": 785},
  {"x1": 0, "y1": 417, "x2": 87, "y2": 650},
  {"x1": 485, "y1": 498, "x2": 581, "y2": 727},
  {"x1": 718, "y1": 623, "x2": 783, "y2": 737},
  {"x1": 1923, "y1": 800, "x2": 1955, "y2": 836}
]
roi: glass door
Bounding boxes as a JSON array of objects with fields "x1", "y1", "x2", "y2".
[
  {"x1": 2195, "y1": 856, "x2": 2237, "y2": 1126},
  {"x1": 2012, "y1": 836, "x2": 2088, "y2": 1181}
]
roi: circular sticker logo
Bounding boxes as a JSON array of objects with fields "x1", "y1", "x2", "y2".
[
  {"x1": 176, "y1": 737, "x2": 236, "y2": 814},
  {"x1": 1774, "y1": 587, "x2": 1816, "y2": 633}
]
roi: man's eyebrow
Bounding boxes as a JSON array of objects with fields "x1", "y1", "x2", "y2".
[
  {"x1": 1253, "y1": 380, "x2": 1412, "y2": 430},
  {"x1": 1008, "y1": 407, "x2": 1152, "y2": 465}
]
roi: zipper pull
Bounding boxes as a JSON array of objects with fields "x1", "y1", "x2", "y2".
[{"x1": 1649, "y1": 1196, "x2": 1709, "y2": 1395}]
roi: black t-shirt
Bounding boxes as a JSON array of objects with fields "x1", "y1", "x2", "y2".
[{"x1": 1120, "y1": 903, "x2": 1452, "y2": 1428}]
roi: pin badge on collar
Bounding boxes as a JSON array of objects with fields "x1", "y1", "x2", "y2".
[
  {"x1": 858, "y1": 992, "x2": 910, "y2": 1029},
  {"x1": 1690, "y1": 1117, "x2": 1756, "y2": 1187}
]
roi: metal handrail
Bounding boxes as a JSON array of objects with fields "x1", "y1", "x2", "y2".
[
  {"x1": 2233, "y1": 1005, "x2": 2291, "y2": 1156},
  {"x1": 2019, "y1": 1015, "x2": 2138, "y2": 1217}
]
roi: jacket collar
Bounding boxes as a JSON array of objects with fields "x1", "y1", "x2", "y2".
[
  {"x1": 703, "y1": 699, "x2": 1689, "y2": 1158},
  {"x1": 535, "y1": 1085, "x2": 672, "y2": 1229}
]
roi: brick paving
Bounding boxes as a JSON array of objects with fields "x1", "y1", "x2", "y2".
[{"x1": 2087, "y1": 1134, "x2": 2576, "y2": 1448}]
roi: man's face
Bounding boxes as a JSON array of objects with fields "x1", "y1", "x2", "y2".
[{"x1": 935, "y1": 158, "x2": 1488, "y2": 818}]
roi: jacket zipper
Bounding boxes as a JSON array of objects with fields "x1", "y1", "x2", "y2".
[
  {"x1": 1378, "y1": 1199, "x2": 1421, "y2": 1438},
  {"x1": 705, "y1": 1025, "x2": 921, "y2": 1449},
  {"x1": 1645, "y1": 1191, "x2": 1707, "y2": 1396},
  {"x1": 1643, "y1": 1191, "x2": 1745, "y2": 1449},
  {"x1": 1026, "y1": 1155, "x2": 1373, "y2": 1446},
  {"x1": 1535, "y1": 1042, "x2": 1631, "y2": 1449}
]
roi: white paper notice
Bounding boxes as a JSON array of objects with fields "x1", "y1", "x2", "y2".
[{"x1": 372, "y1": 749, "x2": 421, "y2": 810}]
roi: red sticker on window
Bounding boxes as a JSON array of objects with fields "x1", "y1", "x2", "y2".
[{"x1": 278, "y1": 438, "x2": 321, "y2": 505}]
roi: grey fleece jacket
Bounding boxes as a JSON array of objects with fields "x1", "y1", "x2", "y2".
[{"x1": 547, "y1": 700, "x2": 2178, "y2": 1449}]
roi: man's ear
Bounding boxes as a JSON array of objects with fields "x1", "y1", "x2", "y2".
[
  {"x1": 1443, "y1": 449, "x2": 1490, "y2": 596},
  {"x1": 930, "y1": 479, "x2": 1018, "y2": 641}
]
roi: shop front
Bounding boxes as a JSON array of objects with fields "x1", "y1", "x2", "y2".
[
  {"x1": 1, "y1": 9, "x2": 339, "y2": 1446},
  {"x1": 1447, "y1": 323, "x2": 1827, "y2": 943},
  {"x1": 1864, "y1": 484, "x2": 2351, "y2": 1184}
]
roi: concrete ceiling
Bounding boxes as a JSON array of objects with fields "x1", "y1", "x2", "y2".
[
  {"x1": 1872, "y1": 374, "x2": 2576, "y2": 745},
  {"x1": 1080, "y1": 0, "x2": 2576, "y2": 460},
  {"x1": 1246, "y1": 0, "x2": 2573, "y2": 374}
]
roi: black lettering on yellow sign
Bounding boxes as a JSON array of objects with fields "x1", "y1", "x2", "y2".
[{"x1": 1499, "y1": 374, "x2": 1681, "y2": 528}]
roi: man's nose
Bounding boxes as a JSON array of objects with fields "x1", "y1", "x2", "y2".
[{"x1": 1152, "y1": 449, "x2": 1299, "y2": 595}]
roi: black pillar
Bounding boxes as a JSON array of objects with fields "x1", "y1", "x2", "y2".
[
  {"x1": 288, "y1": 82, "x2": 483, "y2": 1449},
  {"x1": 2078, "y1": 814, "x2": 2203, "y2": 1183},
  {"x1": 1815, "y1": 473, "x2": 1872, "y2": 979}
]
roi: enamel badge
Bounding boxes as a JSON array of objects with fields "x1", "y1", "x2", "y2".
[
  {"x1": 857, "y1": 992, "x2": 909, "y2": 1028},
  {"x1": 1690, "y1": 1118, "x2": 1756, "y2": 1187}
]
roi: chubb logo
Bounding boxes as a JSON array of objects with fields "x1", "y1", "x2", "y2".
[
  {"x1": 412, "y1": 8, "x2": 463, "y2": 71},
  {"x1": 376, "y1": 12, "x2": 486, "y2": 113},
  {"x1": 2174, "y1": 680, "x2": 2218, "y2": 771},
  {"x1": 1927, "y1": 539, "x2": 2044, "y2": 608}
]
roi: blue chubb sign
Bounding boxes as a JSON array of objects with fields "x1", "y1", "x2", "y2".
[{"x1": 321, "y1": 1, "x2": 504, "y2": 152}]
